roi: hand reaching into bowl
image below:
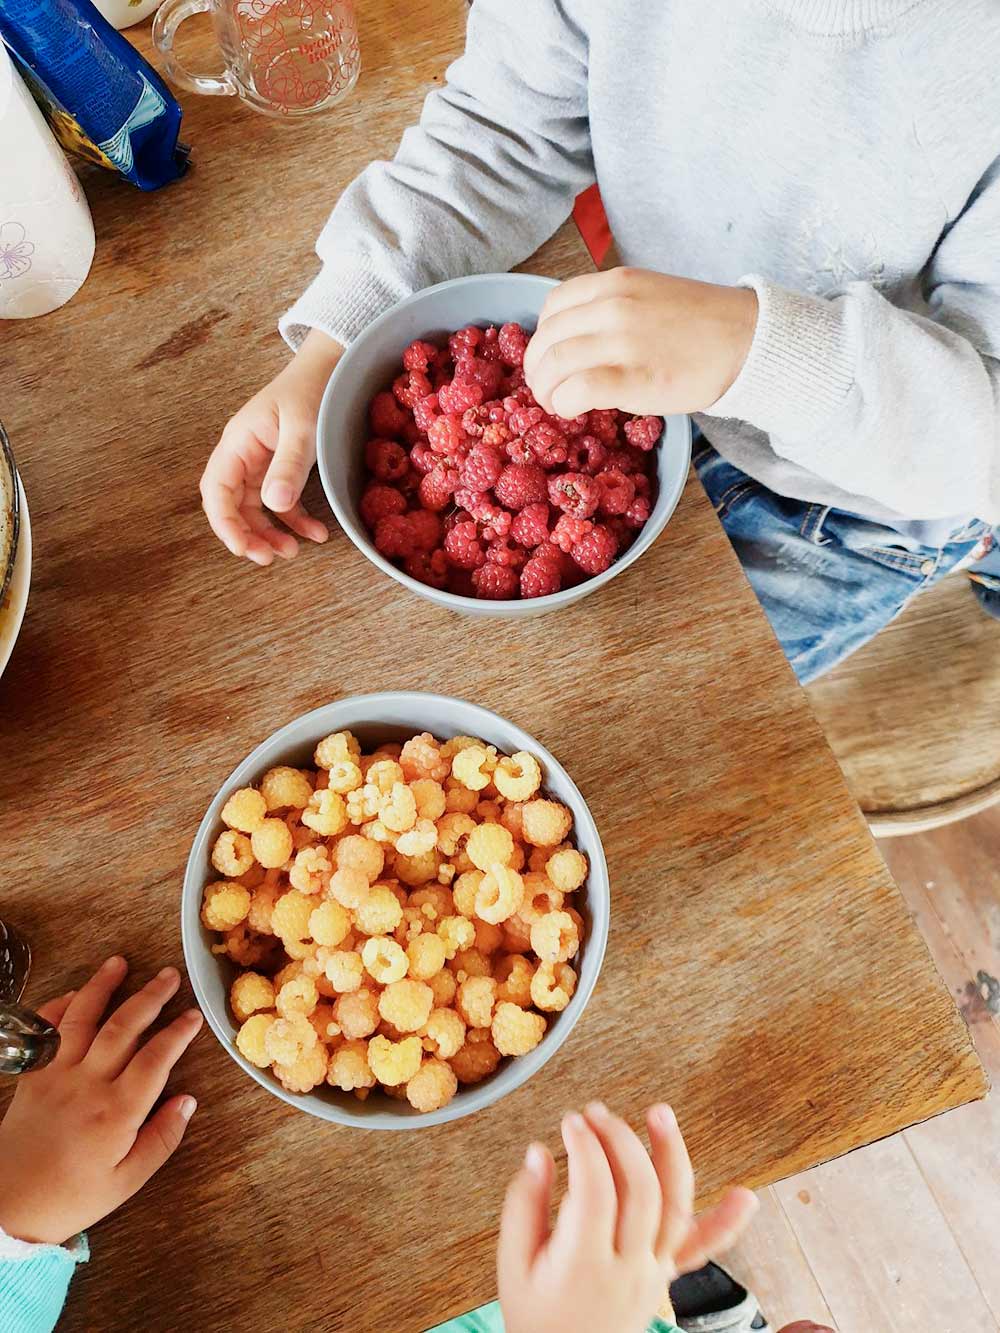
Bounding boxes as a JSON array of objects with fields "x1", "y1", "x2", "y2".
[{"x1": 200, "y1": 329, "x2": 343, "y2": 566}]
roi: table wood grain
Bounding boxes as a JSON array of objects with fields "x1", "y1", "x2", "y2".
[{"x1": 1, "y1": 4, "x2": 986, "y2": 1329}]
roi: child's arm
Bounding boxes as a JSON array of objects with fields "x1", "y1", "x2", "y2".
[{"x1": 0, "y1": 957, "x2": 202, "y2": 1333}]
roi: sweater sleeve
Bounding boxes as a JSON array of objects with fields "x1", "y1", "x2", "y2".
[
  {"x1": 0, "y1": 1230, "x2": 88, "y2": 1333},
  {"x1": 279, "y1": 0, "x2": 593, "y2": 350},
  {"x1": 705, "y1": 155, "x2": 1000, "y2": 524}
]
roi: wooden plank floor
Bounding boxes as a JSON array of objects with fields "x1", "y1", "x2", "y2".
[{"x1": 723, "y1": 806, "x2": 1000, "y2": 1332}]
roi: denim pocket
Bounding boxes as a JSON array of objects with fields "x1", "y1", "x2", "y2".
[{"x1": 713, "y1": 475, "x2": 766, "y2": 519}]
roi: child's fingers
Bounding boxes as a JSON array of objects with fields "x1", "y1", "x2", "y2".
[
  {"x1": 84, "y1": 967, "x2": 181, "y2": 1079},
  {"x1": 274, "y1": 500, "x2": 328, "y2": 545},
  {"x1": 116, "y1": 1009, "x2": 204, "y2": 1124},
  {"x1": 583, "y1": 1102, "x2": 662, "y2": 1254},
  {"x1": 553, "y1": 1111, "x2": 617, "y2": 1252},
  {"x1": 647, "y1": 1105, "x2": 696, "y2": 1263},
  {"x1": 497, "y1": 1143, "x2": 554, "y2": 1279},
  {"x1": 524, "y1": 299, "x2": 623, "y2": 381},
  {"x1": 674, "y1": 1187, "x2": 759, "y2": 1274},
  {"x1": 55, "y1": 956, "x2": 128, "y2": 1064},
  {"x1": 34, "y1": 990, "x2": 76, "y2": 1027},
  {"x1": 260, "y1": 415, "x2": 317, "y2": 515},
  {"x1": 527, "y1": 334, "x2": 615, "y2": 415},
  {"x1": 537, "y1": 270, "x2": 624, "y2": 326},
  {"x1": 550, "y1": 367, "x2": 630, "y2": 421},
  {"x1": 117, "y1": 1093, "x2": 197, "y2": 1192},
  {"x1": 243, "y1": 505, "x2": 299, "y2": 560}
]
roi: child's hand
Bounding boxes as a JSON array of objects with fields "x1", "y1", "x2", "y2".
[
  {"x1": 0, "y1": 956, "x2": 203, "y2": 1246},
  {"x1": 200, "y1": 329, "x2": 343, "y2": 566},
  {"x1": 524, "y1": 268, "x2": 758, "y2": 419},
  {"x1": 498, "y1": 1102, "x2": 758, "y2": 1333}
]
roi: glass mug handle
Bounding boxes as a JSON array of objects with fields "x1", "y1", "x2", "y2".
[{"x1": 152, "y1": 0, "x2": 238, "y2": 98}]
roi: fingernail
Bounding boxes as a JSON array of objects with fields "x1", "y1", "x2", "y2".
[
  {"x1": 652, "y1": 1104, "x2": 677, "y2": 1129},
  {"x1": 179, "y1": 1096, "x2": 197, "y2": 1121},
  {"x1": 564, "y1": 1112, "x2": 586, "y2": 1133},
  {"x1": 586, "y1": 1100, "x2": 609, "y2": 1119},
  {"x1": 157, "y1": 967, "x2": 179, "y2": 984},
  {"x1": 525, "y1": 1144, "x2": 547, "y2": 1178},
  {"x1": 103, "y1": 955, "x2": 126, "y2": 973},
  {"x1": 264, "y1": 482, "x2": 294, "y2": 511},
  {"x1": 186, "y1": 1008, "x2": 204, "y2": 1028}
]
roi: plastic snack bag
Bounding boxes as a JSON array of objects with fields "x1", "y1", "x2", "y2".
[{"x1": 0, "y1": 0, "x2": 188, "y2": 190}]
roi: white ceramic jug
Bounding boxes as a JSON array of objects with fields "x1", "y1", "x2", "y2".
[
  {"x1": 92, "y1": 0, "x2": 164, "y2": 30},
  {"x1": 0, "y1": 41, "x2": 96, "y2": 320}
]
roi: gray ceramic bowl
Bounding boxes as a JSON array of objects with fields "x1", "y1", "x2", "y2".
[
  {"x1": 182, "y1": 692, "x2": 610, "y2": 1129},
  {"x1": 317, "y1": 273, "x2": 692, "y2": 617}
]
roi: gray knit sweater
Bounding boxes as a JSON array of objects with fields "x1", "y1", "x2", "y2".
[{"x1": 281, "y1": 0, "x2": 1000, "y2": 533}]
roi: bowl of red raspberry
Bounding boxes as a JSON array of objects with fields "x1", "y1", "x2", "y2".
[{"x1": 316, "y1": 273, "x2": 691, "y2": 616}]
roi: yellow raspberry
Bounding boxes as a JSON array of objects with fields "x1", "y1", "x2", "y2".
[
  {"x1": 309, "y1": 1002, "x2": 338, "y2": 1043},
  {"x1": 441, "y1": 735, "x2": 485, "y2": 760},
  {"x1": 467, "y1": 823, "x2": 515, "y2": 872},
  {"x1": 362, "y1": 936, "x2": 408, "y2": 985},
  {"x1": 428, "y1": 968, "x2": 457, "y2": 1008},
  {"x1": 444, "y1": 780, "x2": 479, "y2": 814},
  {"x1": 328, "y1": 866, "x2": 371, "y2": 910},
  {"x1": 328, "y1": 1039, "x2": 375, "y2": 1092},
  {"x1": 276, "y1": 976, "x2": 319, "y2": 1019},
  {"x1": 399, "y1": 732, "x2": 451, "y2": 782},
  {"x1": 230, "y1": 972, "x2": 275, "y2": 1023},
  {"x1": 394, "y1": 817, "x2": 438, "y2": 858},
  {"x1": 321, "y1": 759, "x2": 362, "y2": 795},
  {"x1": 346, "y1": 783, "x2": 382, "y2": 824},
  {"x1": 456, "y1": 975, "x2": 497, "y2": 1029},
  {"x1": 235, "y1": 1013, "x2": 275, "y2": 1068},
  {"x1": 269, "y1": 889, "x2": 311, "y2": 943},
  {"x1": 276, "y1": 1042, "x2": 328, "y2": 1093},
  {"x1": 449, "y1": 947, "x2": 493, "y2": 980},
  {"x1": 214, "y1": 925, "x2": 277, "y2": 970},
  {"x1": 451, "y1": 745, "x2": 495, "y2": 792},
  {"x1": 336, "y1": 835, "x2": 385, "y2": 883},
  {"x1": 264, "y1": 1014, "x2": 318, "y2": 1066},
  {"x1": 545, "y1": 847, "x2": 588, "y2": 893},
  {"x1": 475, "y1": 865, "x2": 525, "y2": 925},
  {"x1": 354, "y1": 885, "x2": 404, "y2": 937},
  {"x1": 260, "y1": 765, "x2": 313, "y2": 812},
  {"x1": 407, "y1": 933, "x2": 447, "y2": 981},
  {"x1": 509, "y1": 845, "x2": 527, "y2": 873},
  {"x1": 421, "y1": 1007, "x2": 466, "y2": 1060},
  {"x1": 406, "y1": 1058, "x2": 458, "y2": 1113},
  {"x1": 364, "y1": 759, "x2": 404, "y2": 794},
  {"x1": 273, "y1": 960, "x2": 304, "y2": 991},
  {"x1": 335, "y1": 987, "x2": 380, "y2": 1040},
  {"x1": 437, "y1": 862, "x2": 457, "y2": 885},
  {"x1": 249, "y1": 818, "x2": 292, "y2": 871},
  {"x1": 362, "y1": 818, "x2": 400, "y2": 847},
  {"x1": 211, "y1": 831, "x2": 255, "y2": 878},
  {"x1": 378, "y1": 979, "x2": 434, "y2": 1033},
  {"x1": 493, "y1": 751, "x2": 543, "y2": 802},
  {"x1": 528, "y1": 842, "x2": 561, "y2": 873},
  {"x1": 521, "y1": 799, "x2": 573, "y2": 847},
  {"x1": 324, "y1": 949, "x2": 364, "y2": 993},
  {"x1": 394, "y1": 905, "x2": 426, "y2": 946},
  {"x1": 492, "y1": 1002, "x2": 546, "y2": 1057},
  {"x1": 201, "y1": 881, "x2": 251, "y2": 932},
  {"x1": 221, "y1": 787, "x2": 267, "y2": 834},
  {"x1": 520, "y1": 873, "x2": 564, "y2": 924},
  {"x1": 410, "y1": 778, "x2": 447, "y2": 821},
  {"x1": 288, "y1": 845, "x2": 332, "y2": 895},
  {"x1": 301, "y1": 789, "x2": 349, "y2": 837},
  {"x1": 495, "y1": 955, "x2": 535, "y2": 1007},
  {"x1": 409, "y1": 885, "x2": 455, "y2": 919},
  {"x1": 237, "y1": 862, "x2": 266, "y2": 890},
  {"x1": 309, "y1": 899, "x2": 351, "y2": 948},
  {"x1": 368, "y1": 1034, "x2": 423, "y2": 1086},
  {"x1": 437, "y1": 915, "x2": 475, "y2": 959},
  {"x1": 530, "y1": 910, "x2": 580, "y2": 964},
  {"x1": 500, "y1": 801, "x2": 526, "y2": 840},
  {"x1": 531, "y1": 962, "x2": 577, "y2": 1012},
  {"x1": 379, "y1": 781, "x2": 417, "y2": 833},
  {"x1": 475, "y1": 920, "x2": 503, "y2": 955},
  {"x1": 436, "y1": 812, "x2": 476, "y2": 858},
  {"x1": 394, "y1": 847, "x2": 442, "y2": 887},
  {"x1": 501, "y1": 913, "x2": 533, "y2": 954},
  {"x1": 449, "y1": 1039, "x2": 502, "y2": 1084},
  {"x1": 452, "y1": 870, "x2": 484, "y2": 918},
  {"x1": 314, "y1": 730, "x2": 361, "y2": 768}
]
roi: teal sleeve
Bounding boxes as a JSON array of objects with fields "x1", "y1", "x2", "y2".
[
  {"x1": 426, "y1": 1301, "x2": 680, "y2": 1333},
  {"x1": 0, "y1": 1232, "x2": 88, "y2": 1333}
]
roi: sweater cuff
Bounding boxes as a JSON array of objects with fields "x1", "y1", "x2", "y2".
[
  {"x1": 0, "y1": 1229, "x2": 87, "y2": 1333},
  {"x1": 704, "y1": 275, "x2": 855, "y2": 439},
  {"x1": 279, "y1": 261, "x2": 408, "y2": 351}
]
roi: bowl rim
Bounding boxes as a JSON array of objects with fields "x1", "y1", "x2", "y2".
[
  {"x1": 0, "y1": 421, "x2": 20, "y2": 610},
  {"x1": 316, "y1": 273, "x2": 692, "y2": 612},
  {"x1": 182, "y1": 691, "x2": 611, "y2": 1130}
]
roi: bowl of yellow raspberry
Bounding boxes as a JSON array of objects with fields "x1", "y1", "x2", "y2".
[
  {"x1": 182, "y1": 692, "x2": 610, "y2": 1128},
  {"x1": 316, "y1": 273, "x2": 691, "y2": 616}
]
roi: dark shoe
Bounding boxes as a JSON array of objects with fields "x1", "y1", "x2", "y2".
[
  {"x1": 970, "y1": 575, "x2": 1000, "y2": 621},
  {"x1": 669, "y1": 1262, "x2": 771, "y2": 1332}
]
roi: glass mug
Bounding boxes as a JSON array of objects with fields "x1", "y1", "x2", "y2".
[{"x1": 153, "y1": 0, "x2": 360, "y2": 118}]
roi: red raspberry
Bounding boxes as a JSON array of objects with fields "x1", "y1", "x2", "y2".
[
  {"x1": 449, "y1": 326, "x2": 482, "y2": 361},
  {"x1": 444, "y1": 520, "x2": 486, "y2": 570},
  {"x1": 502, "y1": 388, "x2": 534, "y2": 413},
  {"x1": 413, "y1": 393, "x2": 440, "y2": 432},
  {"x1": 508, "y1": 404, "x2": 545, "y2": 437},
  {"x1": 570, "y1": 522, "x2": 618, "y2": 575},
  {"x1": 552, "y1": 413, "x2": 589, "y2": 438},
  {"x1": 438, "y1": 378, "x2": 485, "y2": 415},
  {"x1": 403, "y1": 340, "x2": 439, "y2": 373},
  {"x1": 486, "y1": 539, "x2": 528, "y2": 570},
  {"x1": 632, "y1": 472, "x2": 652, "y2": 498},
  {"x1": 369, "y1": 391, "x2": 408, "y2": 439},
  {"x1": 461, "y1": 405, "x2": 489, "y2": 438},
  {"x1": 524, "y1": 422, "x2": 568, "y2": 469},
  {"x1": 551, "y1": 513, "x2": 594, "y2": 553},
  {"x1": 365, "y1": 438, "x2": 409, "y2": 482},
  {"x1": 447, "y1": 567, "x2": 477, "y2": 597},
  {"x1": 503, "y1": 368, "x2": 527, "y2": 392},
  {"x1": 597, "y1": 469, "x2": 636, "y2": 515},
  {"x1": 548, "y1": 472, "x2": 600, "y2": 520},
  {"x1": 520, "y1": 550, "x2": 562, "y2": 599},
  {"x1": 485, "y1": 400, "x2": 507, "y2": 423},
  {"x1": 428, "y1": 414, "x2": 468, "y2": 456},
  {"x1": 623, "y1": 415, "x2": 663, "y2": 451},
  {"x1": 393, "y1": 370, "x2": 432, "y2": 409},
  {"x1": 604, "y1": 516, "x2": 637, "y2": 553},
  {"x1": 510, "y1": 502, "x2": 552, "y2": 548},
  {"x1": 405, "y1": 548, "x2": 448, "y2": 588},
  {"x1": 444, "y1": 508, "x2": 473, "y2": 533},
  {"x1": 410, "y1": 442, "x2": 438, "y2": 475},
  {"x1": 477, "y1": 503, "x2": 512, "y2": 541},
  {"x1": 374, "y1": 514, "x2": 417, "y2": 559},
  {"x1": 360, "y1": 483, "x2": 407, "y2": 529},
  {"x1": 453, "y1": 487, "x2": 489, "y2": 515},
  {"x1": 599, "y1": 446, "x2": 645, "y2": 476},
  {"x1": 479, "y1": 326, "x2": 502, "y2": 362},
  {"x1": 461, "y1": 443, "x2": 504, "y2": 493},
  {"x1": 625, "y1": 495, "x2": 652, "y2": 529},
  {"x1": 566, "y1": 436, "x2": 609, "y2": 475},
  {"x1": 408, "y1": 509, "x2": 442, "y2": 553},
  {"x1": 495, "y1": 463, "x2": 548, "y2": 510},
  {"x1": 504, "y1": 436, "x2": 536, "y2": 465},
  {"x1": 398, "y1": 465, "x2": 420, "y2": 497},
  {"x1": 482, "y1": 421, "x2": 512, "y2": 449},
  {"x1": 472, "y1": 563, "x2": 519, "y2": 600},
  {"x1": 418, "y1": 466, "x2": 459, "y2": 511},
  {"x1": 455, "y1": 355, "x2": 504, "y2": 400},
  {"x1": 401, "y1": 418, "x2": 422, "y2": 448},
  {"x1": 586, "y1": 409, "x2": 619, "y2": 445},
  {"x1": 498, "y1": 322, "x2": 530, "y2": 367}
]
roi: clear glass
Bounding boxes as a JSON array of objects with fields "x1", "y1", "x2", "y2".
[{"x1": 153, "y1": 0, "x2": 360, "y2": 118}]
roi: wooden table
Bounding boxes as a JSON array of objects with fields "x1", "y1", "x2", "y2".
[{"x1": 2, "y1": 4, "x2": 986, "y2": 1330}]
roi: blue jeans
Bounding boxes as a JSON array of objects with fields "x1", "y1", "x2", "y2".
[{"x1": 693, "y1": 437, "x2": 1000, "y2": 683}]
